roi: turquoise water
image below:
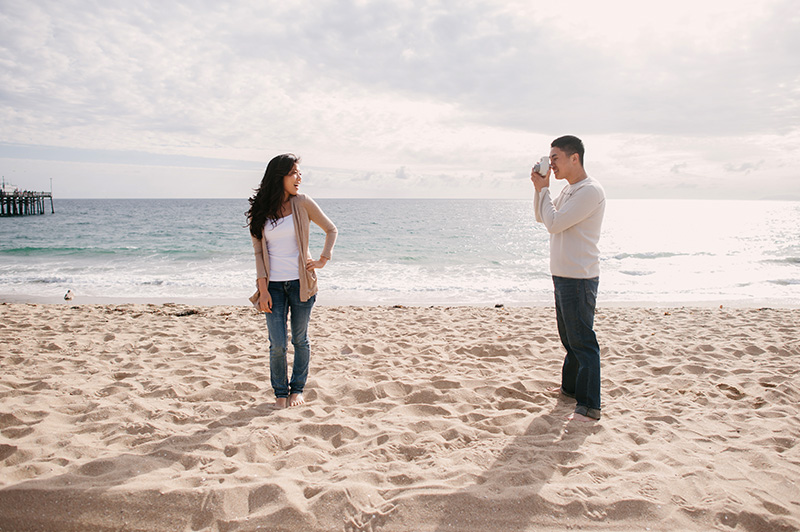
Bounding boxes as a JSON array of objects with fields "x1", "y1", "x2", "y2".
[{"x1": 1, "y1": 198, "x2": 799, "y2": 306}]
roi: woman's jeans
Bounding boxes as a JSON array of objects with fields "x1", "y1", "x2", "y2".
[
  {"x1": 265, "y1": 280, "x2": 316, "y2": 398},
  {"x1": 553, "y1": 276, "x2": 601, "y2": 412}
]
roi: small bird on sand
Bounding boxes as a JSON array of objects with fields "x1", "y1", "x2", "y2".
[{"x1": 64, "y1": 290, "x2": 74, "y2": 301}]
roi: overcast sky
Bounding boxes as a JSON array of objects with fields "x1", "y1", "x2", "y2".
[{"x1": 1, "y1": 0, "x2": 798, "y2": 199}]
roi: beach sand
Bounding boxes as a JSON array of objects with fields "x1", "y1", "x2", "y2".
[{"x1": 1, "y1": 303, "x2": 798, "y2": 531}]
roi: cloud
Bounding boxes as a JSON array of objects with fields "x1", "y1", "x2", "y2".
[
  {"x1": 670, "y1": 163, "x2": 689, "y2": 174},
  {"x1": 724, "y1": 160, "x2": 765, "y2": 173},
  {"x1": 236, "y1": 0, "x2": 799, "y2": 137},
  {"x1": 0, "y1": 0, "x2": 798, "y2": 199}
]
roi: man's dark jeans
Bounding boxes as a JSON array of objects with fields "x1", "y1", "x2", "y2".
[{"x1": 553, "y1": 276, "x2": 601, "y2": 413}]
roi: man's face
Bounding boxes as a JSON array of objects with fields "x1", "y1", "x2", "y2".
[{"x1": 548, "y1": 147, "x2": 576, "y2": 181}]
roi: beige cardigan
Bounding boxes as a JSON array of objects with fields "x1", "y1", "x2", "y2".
[{"x1": 250, "y1": 194, "x2": 338, "y2": 304}]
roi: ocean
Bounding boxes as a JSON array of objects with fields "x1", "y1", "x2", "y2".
[{"x1": 1, "y1": 198, "x2": 799, "y2": 307}]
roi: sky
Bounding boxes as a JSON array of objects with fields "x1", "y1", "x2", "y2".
[{"x1": 1, "y1": 0, "x2": 798, "y2": 200}]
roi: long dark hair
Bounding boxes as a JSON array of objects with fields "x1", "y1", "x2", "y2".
[{"x1": 246, "y1": 153, "x2": 300, "y2": 239}]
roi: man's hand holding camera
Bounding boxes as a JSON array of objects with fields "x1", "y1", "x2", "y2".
[{"x1": 531, "y1": 155, "x2": 550, "y2": 191}]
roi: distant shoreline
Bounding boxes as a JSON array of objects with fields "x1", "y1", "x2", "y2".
[
  {"x1": 2, "y1": 293, "x2": 798, "y2": 309},
  {"x1": 36, "y1": 196, "x2": 800, "y2": 201}
]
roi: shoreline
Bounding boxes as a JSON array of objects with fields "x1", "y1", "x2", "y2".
[{"x1": 3, "y1": 292, "x2": 799, "y2": 309}]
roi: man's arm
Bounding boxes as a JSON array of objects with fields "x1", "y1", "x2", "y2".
[
  {"x1": 538, "y1": 185, "x2": 603, "y2": 234},
  {"x1": 534, "y1": 187, "x2": 548, "y2": 223},
  {"x1": 531, "y1": 166, "x2": 550, "y2": 224}
]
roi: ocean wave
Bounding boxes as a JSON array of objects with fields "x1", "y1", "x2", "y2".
[
  {"x1": 612, "y1": 252, "x2": 687, "y2": 260},
  {"x1": 620, "y1": 270, "x2": 655, "y2": 276},
  {"x1": 0, "y1": 246, "x2": 237, "y2": 259},
  {"x1": 30, "y1": 277, "x2": 70, "y2": 284},
  {"x1": 768, "y1": 279, "x2": 800, "y2": 286},
  {"x1": 762, "y1": 257, "x2": 800, "y2": 265},
  {"x1": 0, "y1": 246, "x2": 116, "y2": 256}
]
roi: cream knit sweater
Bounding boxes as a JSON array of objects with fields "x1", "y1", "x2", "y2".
[{"x1": 534, "y1": 176, "x2": 606, "y2": 279}]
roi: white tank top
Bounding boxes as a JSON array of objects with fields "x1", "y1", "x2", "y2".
[{"x1": 264, "y1": 214, "x2": 300, "y2": 281}]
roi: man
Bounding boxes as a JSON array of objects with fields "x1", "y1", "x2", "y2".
[{"x1": 531, "y1": 135, "x2": 606, "y2": 421}]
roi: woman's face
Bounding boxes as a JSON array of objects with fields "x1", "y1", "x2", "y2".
[{"x1": 282, "y1": 163, "x2": 301, "y2": 198}]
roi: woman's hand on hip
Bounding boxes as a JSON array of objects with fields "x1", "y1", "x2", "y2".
[{"x1": 306, "y1": 257, "x2": 328, "y2": 271}]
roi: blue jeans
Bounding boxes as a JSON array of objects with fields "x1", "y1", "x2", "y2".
[
  {"x1": 265, "y1": 280, "x2": 316, "y2": 398},
  {"x1": 553, "y1": 276, "x2": 601, "y2": 412}
]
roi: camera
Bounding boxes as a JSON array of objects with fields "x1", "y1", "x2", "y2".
[{"x1": 533, "y1": 156, "x2": 550, "y2": 177}]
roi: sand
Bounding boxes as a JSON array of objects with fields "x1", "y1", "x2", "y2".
[{"x1": 0, "y1": 302, "x2": 798, "y2": 531}]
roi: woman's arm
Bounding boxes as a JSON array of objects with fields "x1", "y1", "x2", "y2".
[
  {"x1": 251, "y1": 235, "x2": 268, "y2": 278},
  {"x1": 251, "y1": 235, "x2": 272, "y2": 311},
  {"x1": 303, "y1": 197, "x2": 338, "y2": 259},
  {"x1": 256, "y1": 276, "x2": 272, "y2": 312}
]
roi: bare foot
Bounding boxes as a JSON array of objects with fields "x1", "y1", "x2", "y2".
[
  {"x1": 567, "y1": 412, "x2": 597, "y2": 423},
  {"x1": 275, "y1": 397, "x2": 288, "y2": 409},
  {"x1": 289, "y1": 393, "x2": 305, "y2": 407}
]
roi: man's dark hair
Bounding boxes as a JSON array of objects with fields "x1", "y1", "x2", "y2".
[{"x1": 551, "y1": 135, "x2": 585, "y2": 167}]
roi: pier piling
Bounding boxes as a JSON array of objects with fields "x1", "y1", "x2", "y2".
[{"x1": 0, "y1": 191, "x2": 54, "y2": 216}]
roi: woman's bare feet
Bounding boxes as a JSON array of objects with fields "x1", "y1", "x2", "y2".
[
  {"x1": 275, "y1": 397, "x2": 288, "y2": 409},
  {"x1": 289, "y1": 393, "x2": 305, "y2": 407}
]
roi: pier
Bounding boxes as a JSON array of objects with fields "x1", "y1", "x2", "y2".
[{"x1": 0, "y1": 190, "x2": 54, "y2": 216}]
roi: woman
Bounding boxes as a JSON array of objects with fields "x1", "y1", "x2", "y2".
[{"x1": 246, "y1": 154, "x2": 337, "y2": 408}]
